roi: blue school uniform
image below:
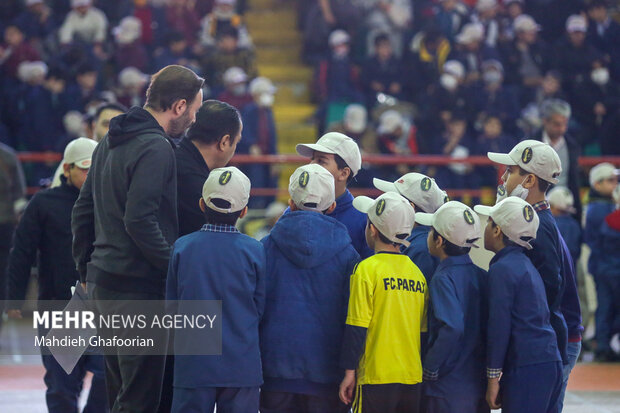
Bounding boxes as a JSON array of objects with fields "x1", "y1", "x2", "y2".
[
  {"x1": 260, "y1": 211, "x2": 359, "y2": 401},
  {"x1": 487, "y1": 246, "x2": 562, "y2": 413},
  {"x1": 584, "y1": 193, "x2": 616, "y2": 277},
  {"x1": 401, "y1": 225, "x2": 439, "y2": 283},
  {"x1": 526, "y1": 202, "x2": 569, "y2": 363},
  {"x1": 166, "y1": 224, "x2": 265, "y2": 411},
  {"x1": 555, "y1": 214, "x2": 582, "y2": 267},
  {"x1": 423, "y1": 255, "x2": 488, "y2": 412}
]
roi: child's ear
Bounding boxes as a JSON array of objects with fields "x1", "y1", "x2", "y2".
[
  {"x1": 239, "y1": 205, "x2": 248, "y2": 219},
  {"x1": 63, "y1": 163, "x2": 71, "y2": 178},
  {"x1": 326, "y1": 201, "x2": 337, "y2": 214},
  {"x1": 199, "y1": 198, "x2": 206, "y2": 212},
  {"x1": 288, "y1": 199, "x2": 298, "y2": 211},
  {"x1": 523, "y1": 173, "x2": 536, "y2": 189},
  {"x1": 369, "y1": 222, "x2": 378, "y2": 238}
]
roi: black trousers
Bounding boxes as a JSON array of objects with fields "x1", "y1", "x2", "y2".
[
  {"x1": 260, "y1": 389, "x2": 349, "y2": 413},
  {"x1": 0, "y1": 222, "x2": 15, "y2": 332},
  {"x1": 353, "y1": 383, "x2": 422, "y2": 413},
  {"x1": 88, "y1": 283, "x2": 168, "y2": 413}
]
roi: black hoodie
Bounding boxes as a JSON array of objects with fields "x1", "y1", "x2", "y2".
[{"x1": 72, "y1": 106, "x2": 178, "y2": 295}]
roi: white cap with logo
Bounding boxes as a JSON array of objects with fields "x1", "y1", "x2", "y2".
[
  {"x1": 474, "y1": 196, "x2": 540, "y2": 249},
  {"x1": 296, "y1": 132, "x2": 362, "y2": 177},
  {"x1": 289, "y1": 164, "x2": 335, "y2": 212},
  {"x1": 589, "y1": 162, "x2": 619, "y2": 187},
  {"x1": 415, "y1": 201, "x2": 480, "y2": 248},
  {"x1": 547, "y1": 186, "x2": 576, "y2": 214},
  {"x1": 202, "y1": 167, "x2": 251, "y2": 213},
  {"x1": 373, "y1": 173, "x2": 447, "y2": 213},
  {"x1": 353, "y1": 192, "x2": 415, "y2": 247},
  {"x1": 487, "y1": 139, "x2": 562, "y2": 184},
  {"x1": 63, "y1": 138, "x2": 97, "y2": 169}
]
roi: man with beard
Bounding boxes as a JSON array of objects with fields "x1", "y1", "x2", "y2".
[{"x1": 72, "y1": 65, "x2": 204, "y2": 413}]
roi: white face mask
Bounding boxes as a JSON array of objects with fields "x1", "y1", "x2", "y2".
[
  {"x1": 497, "y1": 176, "x2": 530, "y2": 203},
  {"x1": 257, "y1": 93, "x2": 274, "y2": 107},
  {"x1": 483, "y1": 70, "x2": 502, "y2": 85},
  {"x1": 440, "y1": 73, "x2": 458, "y2": 91},
  {"x1": 591, "y1": 68, "x2": 610, "y2": 86}
]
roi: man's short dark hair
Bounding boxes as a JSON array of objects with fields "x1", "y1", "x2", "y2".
[
  {"x1": 374, "y1": 32, "x2": 391, "y2": 47},
  {"x1": 203, "y1": 198, "x2": 242, "y2": 225},
  {"x1": 334, "y1": 154, "x2": 355, "y2": 185},
  {"x1": 165, "y1": 30, "x2": 186, "y2": 46},
  {"x1": 517, "y1": 166, "x2": 552, "y2": 193},
  {"x1": 432, "y1": 227, "x2": 471, "y2": 256},
  {"x1": 587, "y1": 0, "x2": 607, "y2": 10},
  {"x1": 145, "y1": 65, "x2": 205, "y2": 112},
  {"x1": 186, "y1": 100, "x2": 241, "y2": 145},
  {"x1": 76, "y1": 63, "x2": 96, "y2": 76},
  {"x1": 218, "y1": 26, "x2": 239, "y2": 40},
  {"x1": 94, "y1": 102, "x2": 128, "y2": 121}
]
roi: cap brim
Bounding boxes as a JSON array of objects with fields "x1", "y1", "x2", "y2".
[
  {"x1": 296, "y1": 143, "x2": 337, "y2": 158},
  {"x1": 352, "y1": 196, "x2": 374, "y2": 214},
  {"x1": 373, "y1": 178, "x2": 398, "y2": 194},
  {"x1": 487, "y1": 151, "x2": 517, "y2": 166},
  {"x1": 414, "y1": 212, "x2": 434, "y2": 227},
  {"x1": 474, "y1": 205, "x2": 493, "y2": 216}
]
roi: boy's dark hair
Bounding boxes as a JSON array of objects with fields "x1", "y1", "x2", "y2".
[
  {"x1": 165, "y1": 30, "x2": 186, "y2": 46},
  {"x1": 76, "y1": 63, "x2": 96, "y2": 76},
  {"x1": 490, "y1": 219, "x2": 521, "y2": 248},
  {"x1": 334, "y1": 154, "x2": 355, "y2": 185},
  {"x1": 517, "y1": 166, "x2": 552, "y2": 193},
  {"x1": 431, "y1": 227, "x2": 471, "y2": 256},
  {"x1": 94, "y1": 102, "x2": 128, "y2": 121},
  {"x1": 145, "y1": 65, "x2": 205, "y2": 112},
  {"x1": 587, "y1": 0, "x2": 607, "y2": 10},
  {"x1": 186, "y1": 100, "x2": 241, "y2": 145},
  {"x1": 203, "y1": 198, "x2": 243, "y2": 225},
  {"x1": 374, "y1": 32, "x2": 391, "y2": 47},
  {"x1": 47, "y1": 67, "x2": 67, "y2": 82},
  {"x1": 218, "y1": 26, "x2": 239, "y2": 40}
]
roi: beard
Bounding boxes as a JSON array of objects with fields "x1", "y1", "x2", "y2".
[{"x1": 168, "y1": 109, "x2": 193, "y2": 138}]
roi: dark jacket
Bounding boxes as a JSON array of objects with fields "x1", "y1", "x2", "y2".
[
  {"x1": 499, "y1": 40, "x2": 549, "y2": 87},
  {"x1": 584, "y1": 189, "x2": 616, "y2": 276},
  {"x1": 555, "y1": 214, "x2": 582, "y2": 266},
  {"x1": 599, "y1": 213, "x2": 620, "y2": 277},
  {"x1": 402, "y1": 225, "x2": 439, "y2": 283},
  {"x1": 8, "y1": 176, "x2": 80, "y2": 302},
  {"x1": 176, "y1": 137, "x2": 210, "y2": 237},
  {"x1": 260, "y1": 211, "x2": 359, "y2": 392},
  {"x1": 72, "y1": 106, "x2": 178, "y2": 296}
]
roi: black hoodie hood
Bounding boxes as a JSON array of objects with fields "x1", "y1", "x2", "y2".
[{"x1": 108, "y1": 106, "x2": 169, "y2": 149}]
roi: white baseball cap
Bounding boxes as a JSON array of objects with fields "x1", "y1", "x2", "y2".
[
  {"x1": 329, "y1": 30, "x2": 350, "y2": 47},
  {"x1": 456, "y1": 23, "x2": 484, "y2": 44},
  {"x1": 344, "y1": 104, "x2": 367, "y2": 134},
  {"x1": 216, "y1": 0, "x2": 236, "y2": 5},
  {"x1": 514, "y1": 14, "x2": 541, "y2": 32},
  {"x1": 476, "y1": 0, "x2": 497, "y2": 12},
  {"x1": 63, "y1": 138, "x2": 97, "y2": 169},
  {"x1": 566, "y1": 15, "x2": 587, "y2": 32},
  {"x1": 249, "y1": 77, "x2": 276, "y2": 96},
  {"x1": 474, "y1": 196, "x2": 540, "y2": 250},
  {"x1": 373, "y1": 173, "x2": 447, "y2": 213},
  {"x1": 443, "y1": 60, "x2": 465, "y2": 79},
  {"x1": 377, "y1": 110, "x2": 404, "y2": 134},
  {"x1": 547, "y1": 186, "x2": 576, "y2": 214},
  {"x1": 353, "y1": 192, "x2": 415, "y2": 247},
  {"x1": 589, "y1": 162, "x2": 619, "y2": 187},
  {"x1": 296, "y1": 132, "x2": 362, "y2": 177},
  {"x1": 71, "y1": 0, "x2": 91, "y2": 7},
  {"x1": 415, "y1": 201, "x2": 481, "y2": 248},
  {"x1": 289, "y1": 164, "x2": 335, "y2": 212},
  {"x1": 202, "y1": 167, "x2": 250, "y2": 213},
  {"x1": 487, "y1": 139, "x2": 562, "y2": 184},
  {"x1": 223, "y1": 67, "x2": 247, "y2": 85}
]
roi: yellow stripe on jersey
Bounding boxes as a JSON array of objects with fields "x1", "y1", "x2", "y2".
[{"x1": 346, "y1": 252, "x2": 428, "y2": 385}]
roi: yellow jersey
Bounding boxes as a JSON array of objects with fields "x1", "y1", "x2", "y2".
[{"x1": 346, "y1": 251, "x2": 428, "y2": 385}]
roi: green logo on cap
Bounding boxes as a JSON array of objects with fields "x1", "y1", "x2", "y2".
[
  {"x1": 523, "y1": 205, "x2": 534, "y2": 222},
  {"x1": 497, "y1": 185, "x2": 506, "y2": 196},
  {"x1": 521, "y1": 147, "x2": 533, "y2": 164},
  {"x1": 444, "y1": 195, "x2": 450, "y2": 203},
  {"x1": 376, "y1": 199, "x2": 386, "y2": 216},
  {"x1": 219, "y1": 171, "x2": 232, "y2": 185},
  {"x1": 299, "y1": 171, "x2": 310, "y2": 188},
  {"x1": 463, "y1": 209, "x2": 475, "y2": 225},
  {"x1": 420, "y1": 177, "x2": 432, "y2": 192}
]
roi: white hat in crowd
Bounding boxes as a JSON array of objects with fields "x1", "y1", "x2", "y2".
[
  {"x1": 353, "y1": 192, "x2": 415, "y2": 247},
  {"x1": 474, "y1": 196, "x2": 540, "y2": 249},
  {"x1": 476, "y1": 0, "x2": 497, "y2": 12},
  {"x1": 443, "y1": 60, "x2": 465, "y2": 79},
  {"x1": 514, "y1": 15, "x2": 541, "y2": 32},
  {"x1": 589, "y1": 162, "x2": 619, "y2": 187},
  {"x1": 488, "y1": 139, "x2": 563, "y2": 184},
  {"x1": 63, "y1": 137, "x2": 97, "y2": 169},
  {"x1": 566, "y1": 15, "x2": 587, "y2": 33},
  {"x1": 377, "y1": 110, "x2": 404, "y2": 135},
  {"x1": 25, "y1": 0, "x2": 43, "y2": 6},
  {"x1": 223, "y1": 67, "x2": 248, "y2": 85},
  {"x1": 71, "y1": 0, "x2": 91, "y2": 7},
  {"x1": 202, "y1": 167, "x2": 251, "y2": 213},
  {"x1": 118, "y1": 67, "x2": 148, "y2": 88},
  {"x1": 296, "y1": 132, "x2": 362, "y2": 177},
  {"x1": 547, "y1": 186, "x2": 576, "y2": 214},
  {"x1": 343, "y1": 104, "x2": 367, "y2": 134},
  {"x1": 416, "y1": 201, "x2": 481, "y2": 248},
  {"x1": 374, "y1": 173, "x2": 447, "y2": 213},
  {"x1": 288, "y1": 164, "x2": 335, "y2": 212},
  {"x1": 329, "y1": 30, "x2": 350, "y2": 47},
  {"x1": 249, "y1": 77, "x2": 276, "y2": 96},
  {"x1": 456, "y1": 23, "x2": 485, "y2": 44},
  {"x1": 114, "y1": 16, "x2": 142, "y2": 45}
]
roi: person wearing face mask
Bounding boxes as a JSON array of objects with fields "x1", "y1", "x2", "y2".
[
  {"x1": 240, "y1": 77, "x2": 278, "y2": 208},
  {"x1": 217, "y1": 66, "x2": 254, "y2": 111},
  {"x1": 489, "y1": 140, "x2": 583, "y2": 412},
  {"x1": 199, "y1": 0, "x2": 253, "y2": 50}
]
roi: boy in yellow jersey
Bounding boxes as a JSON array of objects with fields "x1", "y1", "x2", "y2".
[{"x1": 339, "y1": 192, "x2": 428, "y2": 413}]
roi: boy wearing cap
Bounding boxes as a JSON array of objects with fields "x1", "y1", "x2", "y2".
[
  {"x1": 414, "y1": 201, "x2": 488, "y2": 413},
  {"x1": 373, "y1": 173, "x2": 447, "y2": 281},
  {"x1": 6, "y1": 138, "x2": 107, "y2": 413},
  {"x1": 548, "y1": 186, "x2": 582, "y2": 268},
  {"x1": 475, "y1": 197, "x2": 562, "y2": 413},
  {"x1": 259, "y1": 164, "x2": 359, "y2": 412},
  {"x1": 339, "y1": 192, "x2": 427, "y2": 412},
  {"x1": 166, "y1": 167, "x2": 265, "y2": 412},
  {"x1": 296, "y1": 132, "x2": 374, "y2": 258},
  {"x1": 584, "y1": 162, "x2": 619, "y2": 361}
]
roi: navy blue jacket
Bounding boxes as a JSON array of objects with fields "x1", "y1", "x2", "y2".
[
  {"x1": 555, "y1": 214, "x2": 582, "y2": 266},
  {"x1": 424, "y1": 255, "x2": 487, "y2": 399},
  {"x1": 166, "y1": 226, "x2": 266, "y2": 388},
  {"x1": 401, "y1": 225, "x2": 439, "y2": 283},
  {"x1": 487, "y1": 246, "x2": 561, "y2": 372},
  {"x1": 584, "y1": 192, "x2": 616, "y2": 276},
  {"x1": 525, "y1": 208, "x2": 568, "y2": 363},
  {"x1": 597, "y1": 216, "x2": 620, "y2": 277},
  {"x1": 260, "y1": 211, "x2": 359, "y2": 395},
  {"x1": 558, "y1": 231, "x2": 583, "y2": 341}
]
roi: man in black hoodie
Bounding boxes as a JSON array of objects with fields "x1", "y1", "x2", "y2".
[{"x1": 72, "y1": 65, "x2": 204, "y2": 413}]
